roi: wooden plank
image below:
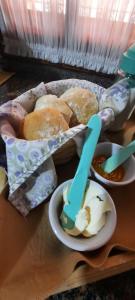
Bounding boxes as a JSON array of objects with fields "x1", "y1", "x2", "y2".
[
  {"x1": 55, "y1": 252, "x2": 135, "y2": 295},
  {"x1": 0, "y1": 71, "x2": 15, "y2": 86}
]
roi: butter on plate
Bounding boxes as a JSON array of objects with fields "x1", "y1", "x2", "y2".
[
  {"x1": 61, "y1": 181, "x2": 112, "y2": 237},
  {"x1": 0, "y1": 167, "x2": 7, "y2": 194}
]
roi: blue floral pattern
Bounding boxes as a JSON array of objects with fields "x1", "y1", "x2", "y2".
[
  {"x1": 8, "y1": 158, "x2": 57, "y2": 216},
  {"x1": 2, "y1": 124, "x2": 85, "y2": 215},
  {"x1": 99, "y1": 78, "x2": 130, "y2": 114}
]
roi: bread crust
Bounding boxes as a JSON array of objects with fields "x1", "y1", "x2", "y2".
[
  {"x1": 60, "y1": 87, "x2": 98, "y2": 125},
  {"x1": 34, "y1": 95, "x2": 73, "y2": 125},
  {"x1": 23, "y1": 108, "x2": 69, "y2": 140}
]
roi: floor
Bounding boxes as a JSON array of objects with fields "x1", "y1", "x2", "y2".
[
  {"x1": 50, "y1": 269, "x2": 135, "y2": 300},
  {"x1": 0, "y1": 56, "x2": 135, "y2": 300}
]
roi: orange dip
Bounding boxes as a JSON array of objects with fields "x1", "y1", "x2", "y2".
[{"x1": 93, "y1": 155, "x2": 125, "y2": 182}]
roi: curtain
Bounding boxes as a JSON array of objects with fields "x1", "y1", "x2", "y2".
[{"x1": 0, "y1": 0, "x2": 135, "y2": 74}]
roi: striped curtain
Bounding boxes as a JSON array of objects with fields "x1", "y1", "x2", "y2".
[{"x1": 0, "y1": 0, "x2": 135, "y2": 73}]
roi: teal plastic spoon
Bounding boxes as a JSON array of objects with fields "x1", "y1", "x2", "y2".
[
  {"x1": 61, "y1": 114, "x2": 102, "y2": 230},
  {"x1": 101, "y1": 140, "x2": 135, "y2": 174}
]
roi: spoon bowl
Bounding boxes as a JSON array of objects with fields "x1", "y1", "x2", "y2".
[
  {"x1": 49, "y1": 179, "x2": 117, "y2": 251},
  {"x1": 101, "y1": 140, "x2": 135, "y2": 173},
  {"x1": 91, "y1": 142, "x2": 135, "y2": 187}
]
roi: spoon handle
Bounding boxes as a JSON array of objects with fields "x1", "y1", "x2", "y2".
[
  {"x1": 102, "y1": 140, "x2": 135, "y2": 174},
  {"x1": 63, "y1": 114, "x2": 102, "y2": 223}
]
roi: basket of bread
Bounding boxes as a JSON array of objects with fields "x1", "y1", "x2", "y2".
[
  {"x1": 0, "y1": 78, "x2": 134, "y2": 215},
  {"x1": 22, "y1": 84, "x2": 99, "y2": 164}
]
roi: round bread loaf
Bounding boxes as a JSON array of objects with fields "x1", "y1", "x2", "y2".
[
  {"x1": 60, "y1": 87, "x2": 98, "y2": 125},
  {"x1": 34, "y1": 94, "x2": 73, "y2": 125},
  {"x1": 23, "y1": 108, "x2": 69, "y2": 140}
]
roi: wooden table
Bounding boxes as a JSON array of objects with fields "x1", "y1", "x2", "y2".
[
  {"x1": 56, "y1": 252, "x2": 135, "y2": 294},
  {"x1": 54, "y1": 114, "x2": 135, "y2": 295},
  {"x1": 0, "y1": 57, "x2": 135, "y2": 298}
]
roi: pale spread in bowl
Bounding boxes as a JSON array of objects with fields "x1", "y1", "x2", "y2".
[{"x1": 60, "y1": 181, "x2": 112, "y2": 237}]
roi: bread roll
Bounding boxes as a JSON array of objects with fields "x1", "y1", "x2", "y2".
[
  {"x1": 23, "y1": 108, "x2": 69, "y2": 140},
  {"x1": 34, "y1": 94, "x2": 57, "y2": 111},
  {"x1": 34, "y1": 95, "x2": 73, "y2": 125},
  {"x1": 60, "y1": 87, "x2": 98, "y2": 125}
]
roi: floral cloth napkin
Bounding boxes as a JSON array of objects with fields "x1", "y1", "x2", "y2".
[
  {"x1": 0, "y1": 79, "x2": 134, "y2": 215},
  {"x1": 99, "y1": 78, "x2": 135, "y2": 131}
]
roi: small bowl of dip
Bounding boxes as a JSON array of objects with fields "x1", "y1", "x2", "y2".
[
  {"x1": 91, "y1": 142, "x2": 135, "y2": 187},
  {"x1": 49, "y1": 179, "x2": 117, "y2": 251}
]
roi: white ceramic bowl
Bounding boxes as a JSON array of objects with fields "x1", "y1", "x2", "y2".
[
  {"x1": 49, "y1": 179, "x2": 117, "y2": 251},
  {"x1": 91, "y1": 142, "x2": 135, "y2": 187}
]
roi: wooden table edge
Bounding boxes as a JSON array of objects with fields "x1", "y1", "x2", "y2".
[{"x1": 53, "y1": 252, "x2": 135, "y2": 295}]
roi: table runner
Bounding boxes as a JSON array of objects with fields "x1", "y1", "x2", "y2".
[{"x1": 0, "y1": 159, "x2": 134, "y2": 300}]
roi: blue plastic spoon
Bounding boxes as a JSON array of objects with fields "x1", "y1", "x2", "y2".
[
  {"x1": 61, "y1": 114, "x2": 102, "y2": 230},
  {"x1": 101, "y1": 140, "x2": 135, "y2": 174}
]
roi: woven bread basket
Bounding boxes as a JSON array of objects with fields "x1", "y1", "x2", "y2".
[
  {"x1": 0, "y1": 79, "x2": 104, "y2": 165},
  {"x1": 45, "y1": 79, "x2": 104, "y2": 165}
]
